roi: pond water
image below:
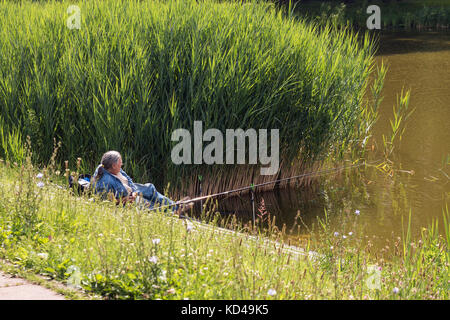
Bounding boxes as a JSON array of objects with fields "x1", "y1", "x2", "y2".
[{"x1": 199, "y1": 31, "x2": 450, "y2": 250}]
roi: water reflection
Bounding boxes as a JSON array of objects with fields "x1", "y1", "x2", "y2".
[{"x1": 375, "y1": 31, "x2": 450, "y2": 55}]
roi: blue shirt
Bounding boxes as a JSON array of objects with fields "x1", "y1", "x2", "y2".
[{"x1": 92, "y1": 165, "x2": 178, "y2": 212}]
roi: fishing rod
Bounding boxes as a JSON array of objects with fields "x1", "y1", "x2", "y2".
[{"x1": 145, "y1": 158, "x2": 382, "y2": 213}]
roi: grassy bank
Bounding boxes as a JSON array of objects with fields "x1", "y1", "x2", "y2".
[
  {"x1": 0, "y1": 0, "x2": 380, "y2": 195},
  {"x1": 0, "y1": 159, "x2": 448, "y2": 299},
  {"x1": 288, "y1": 0, "x2": 450, "y2": 30}
]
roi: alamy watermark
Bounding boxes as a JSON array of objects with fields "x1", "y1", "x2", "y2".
[
  {"x1": 367, "y1": 5, "x2": 381, "y2": 30},
  {"x1": 67, "y1": 5, "x2": 81, "y2": 30},
  {"x1": 171, "y1": 121, "x2": 279, "y2": 175},
  {"x1": 365, "y1": 264, "x2": 382, "y2": 290}
]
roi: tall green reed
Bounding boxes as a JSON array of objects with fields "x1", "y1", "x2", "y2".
[{"x1": 0, "y1": 0, "x2": 380, "y2": 195}]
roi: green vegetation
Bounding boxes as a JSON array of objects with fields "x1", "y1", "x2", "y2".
[
  {"x1": 0, "y1": 0, "x2": 380, "y2": 195},
  {"x1": 291, "y1": 0, "x2": 450, "y2": 30},
  {"x1": 0, "y1": 158, "x2": 448, "y2": 299},
  {"x1": 1, "y1": 0, "x2": 446, "y2": 301}
]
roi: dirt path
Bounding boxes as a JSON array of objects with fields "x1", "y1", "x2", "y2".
[{"x1": 0, "y1": 271, "x2": 65, "y2": 300}]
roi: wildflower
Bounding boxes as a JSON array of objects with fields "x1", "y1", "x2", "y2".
[
  {"x1": 186, "y1": 223, "x2": 193, "y2": 233},
  {"x1": 355, "y1": 210, "x2": 360, "y2": 215},
  {"x1": 393, "y1": 287, "x2": 400, "y2": 294},
  {"x1": 330, "y1": 246, "x2": 334, "y2": 250},
  {"x1": 348, "y1": 232, "x2": 353, "y2": 236},
  {"x1": 36, "y1": 182, "x2": 45, "y2": 188},
  {"x1": 36, "y1": 173, "x2": 44, "y2": 179},
  {"x1": 149, "y1": 256, "x2": 158, "y2": 264},
  {"x1": 37, "y1": 252, "x2": 48, "y2": 260},
  {"x1": 267, "y1": 289, "x2": 276, "y2": 296},
  {"x1": 342, "y1": 235, "x2": 347, "y2": 239},
  {"x1": 308, "y1": 251, "x2": 319, "y2": 261},
  {"x1": 167, "y1": 288, "x2": 176, "y2": 294},
  {"x1": 334, "y1": 232, "x2": 339, "y2": 237},
  {"x1": 152, "y1": 238, "x2": 161, "y2": 245}
]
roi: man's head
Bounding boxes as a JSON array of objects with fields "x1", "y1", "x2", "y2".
[{"x1": 101, "y1": 150, "x2": 122, "y2": 175}]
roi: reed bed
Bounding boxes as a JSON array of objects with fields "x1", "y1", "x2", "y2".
[{"x1": 0, "y1": 0, "x2": 379, "y2": 195}]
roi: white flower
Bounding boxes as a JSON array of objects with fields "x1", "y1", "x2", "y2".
[
  {"x1": 37, "y1": 252, "x2": 48, "y2": 260},
  {"x1": 334, "y1": 232, "x2": 339, "y2": 237},
  {"x1": 186, "y1": 223, "x2": 193, "y2": 232},
  {"x1": 308, "y1": 251, "x2": 319, "y2": 261},
  {"x1": 167, "y1": 288, "x2": 176, "y2": 294},
  {"x1": 36, "y1": 173, "x2": 44, "y2": 179},
  {"x1": 393, "y1": 287, "x2": 400, "y2": 294},
  {"x1": 355, "y1": 210, "x2": 360, "y2": 215},
  {"x1": 342, "y1": 235, "x2": 347, "y2": 239},
  {"x1": 267, "y1": 289, "x2": 277, "y2": 296},
  {"x1": 36, "y1": 182, "x2": 45, "y2": 188},
  {"x1": 148, "y1": 256, "x2": 158, "y2": 264},
  {"x1": 152, "y1": 238, "x2": 160, "y2": 245},
  {"x1": 348, "y1": 232, "x2": 353, "y2": 236}
]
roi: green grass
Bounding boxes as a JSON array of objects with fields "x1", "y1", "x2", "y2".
[
  {"x1": 0, "y1": 0, "x2": 380, "y2": 195},
  {"x1": 0, "y1": 159, "x2": 447, "y2": 299}
]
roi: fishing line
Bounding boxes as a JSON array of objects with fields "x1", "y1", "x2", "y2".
[{"x1": 145, "y1": 158, "x2": 382, "y2": 213}]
